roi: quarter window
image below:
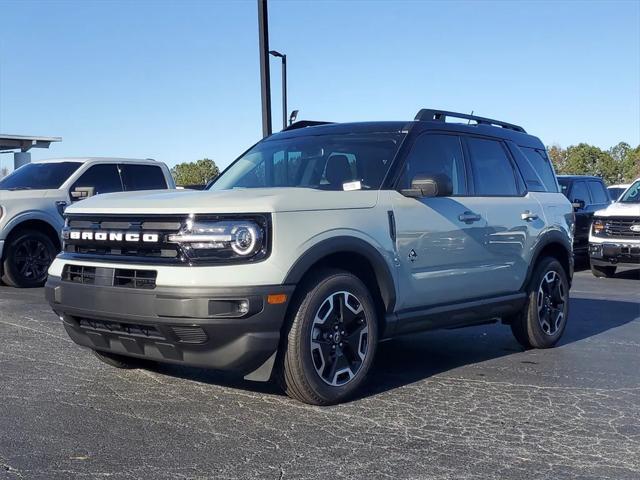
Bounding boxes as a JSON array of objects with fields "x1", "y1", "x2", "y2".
[
  {"x1": 399, "y1": 134, "x2": 466, "y2": 194},
  {"x1": 521, "y1": 148, "x2": 558, "y2": 193},
  {"x1": 467, "y1": 138, "x2": 519, "y2": 196}
]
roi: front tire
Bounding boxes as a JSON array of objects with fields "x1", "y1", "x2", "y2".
[
  {"x1": 510, "y1": 257, "x2": 569, "y2": 349},
  {"x1": 1, "y1": 229, "x2": 57, "y2": 288},
  {"x1": 279, "y1": 269, "x2": 379, "y2": 405},
  {"x1": 590, "y1": 263, "x2": 616, "y2": 278}
]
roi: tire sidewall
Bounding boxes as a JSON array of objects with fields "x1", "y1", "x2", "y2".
[
  {"x1": 3, "y1": 230, "x2": 56, "y2": 288},
  {"x1": 526, "y1": 258, "x2": 570, "y2": 348},
  {"x1": 294, "y1": 272, "x2": 378, "y2": 403}
]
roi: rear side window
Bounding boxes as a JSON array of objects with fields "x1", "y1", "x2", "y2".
[
  {"x1": 120, "y1": 164, "x2": 167, "y2": 191},
  {"x1": 587, "y1": 180, "x2": 610, "y2": 204},
  {"x1": 71, "y1": 164, "x2": 123, "y2": 195},
  {"x1": 466, "y1": 137, "x2": 519, "y2": 196},
  {"x1": 520, "y1": 148, "x2": 558, "y2": 193},
  {"x1": 399, "y1": 133, "x2": 467, "y2": 194}
]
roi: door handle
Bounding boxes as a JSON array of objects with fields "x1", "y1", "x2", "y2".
[
  {"x1": 458, "y1": 211, "x2": 482, "y2": 223},
  {"x1": 521, "y1": 211, "x2": 539, "y2": 222}
]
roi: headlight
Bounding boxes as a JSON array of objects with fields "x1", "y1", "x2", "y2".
[
  {"x1": 168, "y1": 216, "x2": 269, "y2": 263},
  {"x1": 592, "y1": 218, "x2": 605, "y2": 236}
]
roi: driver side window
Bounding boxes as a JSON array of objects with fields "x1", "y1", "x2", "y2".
[
  {"x1": 399, "y1": 134, "x2": 466, "y2": 195},
  {"x1": 71, "y1": 164, "x2": 123, "y2": 197}
]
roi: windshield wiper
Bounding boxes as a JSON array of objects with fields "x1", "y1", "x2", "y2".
[{"x1": 6, "y1": 186, "x2": 33, "y2": 191}]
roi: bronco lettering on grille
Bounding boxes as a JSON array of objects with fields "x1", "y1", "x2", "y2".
[{"x1": 68, "y1": 231, "x2": 159, "y2": 243}]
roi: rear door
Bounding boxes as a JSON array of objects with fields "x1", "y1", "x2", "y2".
[
  {"x1": 464, "y1": 136, "x2": 545, "y2": 293},
  {"x1": 391, "y1": 132, "x2": 494, "y2": 310}
]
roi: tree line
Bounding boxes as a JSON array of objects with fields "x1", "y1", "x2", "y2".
[{"x1": 547, "y1": 142, "x2": 639, "y2": 185}]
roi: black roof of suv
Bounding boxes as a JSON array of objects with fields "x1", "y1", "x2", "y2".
[{"x1": 272, "y1": 109, "x2": 545, "y2": 150}]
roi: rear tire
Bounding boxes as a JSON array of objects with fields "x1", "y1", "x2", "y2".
[
  {"x1": 590, "y1": 263, "x2": 616, "y2": 278},
  {"x1": 278, "y1": 269, "x2": 379, "y2": 405},
  {"x1": 1, "y1": 229, "x2": 57, "y2": 288},
  {"x1": 510, "y1": 257, "x2": 569, "y2": 349}
]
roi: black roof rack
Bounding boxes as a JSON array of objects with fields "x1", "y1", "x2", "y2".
[
  {"x1": 414, "y1": 109, "x2": 526, "y2": 133},
  {"x1": 283, "y1": 120, "x2": 335, "y2": 131}
]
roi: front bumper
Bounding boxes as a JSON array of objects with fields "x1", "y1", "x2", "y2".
[
  {"x1": 589, "y1": 242, "x2": 640, "y2": 267},
  {"x1": 45, "y1": 276, "x2": 295, "y2": 380}
]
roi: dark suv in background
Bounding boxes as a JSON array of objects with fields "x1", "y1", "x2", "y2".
[{"x1": 558, "y1": 175, "x2": 611, "y2": 255}]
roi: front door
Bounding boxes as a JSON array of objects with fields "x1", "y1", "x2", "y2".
[{"x1": 391, "y1": 132, "x2": 494, "y2": 310}]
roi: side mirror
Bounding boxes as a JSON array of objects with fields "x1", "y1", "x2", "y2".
[
  {"x1": 71, "y1": 186, "x2": 95, "y2": 200},
  {"x1": 571, "y1": 198, "x2": 585, "y2": 210},
  {"x1": 401, "y1": 174, "x2": 453, "y2": 198}
]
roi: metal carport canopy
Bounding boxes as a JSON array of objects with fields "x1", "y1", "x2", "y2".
[{"x1": 0, "y1": 134, "x2": 62, "y2": 152}]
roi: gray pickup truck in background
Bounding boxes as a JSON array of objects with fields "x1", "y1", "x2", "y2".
[{"x1": 0, "y1": 157, "x2": 174, "y2": 287}]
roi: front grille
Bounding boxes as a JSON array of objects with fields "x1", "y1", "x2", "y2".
[
  {"x1": 63, "y1": 264, "x2": 97, "y2": 284},
  {"x1": 601, "y1": 218, "x2": 640, "y2": 239},
  {"x1": 171, "y1": 326, "x2": 208, "y2": 344},
  {"x1": 78, "y1": 318, "x2": 165, "y2": 340},
  {"x1": 113, "y1": 269, "x2": 157, "y2": 289},
  {"x1": 63, "y1": 215, "x2": 186, "y2": 263},
  {"x1": 62, "y1": 265, "x2": 157, "y2": 289}
]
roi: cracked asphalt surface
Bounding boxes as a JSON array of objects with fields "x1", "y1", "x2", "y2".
[{"x1": 1, "y1": 267, "x2": 639, "y2": 479}]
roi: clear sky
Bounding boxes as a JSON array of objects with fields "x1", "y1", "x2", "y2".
[{"x1": 1, "y1": 0, "x2": 638, "y2": 173}]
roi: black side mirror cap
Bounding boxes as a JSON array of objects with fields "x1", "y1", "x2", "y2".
[{"x1": 401, "y1": 174, "x2": 453, "y2": 198}]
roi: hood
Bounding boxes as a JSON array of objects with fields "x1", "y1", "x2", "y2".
[
  {"x1": 594, "y1": 202, "x2": 640, "y2": 218},
  {"x1": 0, "y1": 189, "x2": 58, "y2": 201},
  {"x1": 65, "y1": 188, "x2": 380, "y2": 215}
]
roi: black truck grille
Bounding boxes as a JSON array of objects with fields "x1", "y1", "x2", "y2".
[
  {"x1": 63, "y1": 265, "x2": 157, "y2": 289},
  {"x1": 63, "y1": 215, "x2": 186, "y2": 264},
  {"x1": 602, "y1": 218, "x2": 640, "y2": 239}
]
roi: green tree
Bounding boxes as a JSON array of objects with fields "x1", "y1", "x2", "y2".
[
  {"x1": 622, "y1": 145, "x2": 640, "y2": 181},
  {"x1": 171, "y1": 158, "x2": 219, "y2": 186},
  {"x1": 561, "y1": 143, "x2": 618, "y2": 184},
  {"x1": 547, "y1": 144, "x2": 568, "y2": 173}
]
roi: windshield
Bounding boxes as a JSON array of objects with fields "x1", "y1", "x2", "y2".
[
  {"x1": 0, "y1": 162, "x2": 81, "y2": 190},
  {"x1": 619, "y1": 180, "x2": 640, "y2": 203},
  {"x1": 210, "y1": 132, "x2": 405, "y2": 191}
]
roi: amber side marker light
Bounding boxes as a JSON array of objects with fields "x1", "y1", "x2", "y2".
[{"x1": 267, "y1": 294, "x2": 288, "y2": 305}]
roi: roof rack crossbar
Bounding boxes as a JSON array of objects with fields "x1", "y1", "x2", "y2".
[
  {"x1": 414, "y1": 109, "x2": 526, "y2": 133},
  {"x1": 283, "y1": 120, "x2": 334, "y2": 131}
]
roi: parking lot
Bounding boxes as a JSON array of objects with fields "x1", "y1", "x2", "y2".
[{"x1": 0, "y1": 266, "x2": 638, "y2": 480}]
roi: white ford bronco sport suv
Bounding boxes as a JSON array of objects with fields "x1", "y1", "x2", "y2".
[
  {"x1": 0, "y1": 157, "x2": 174, "y2": 287},
  {"x1": 46, "y1": 110, "x2": 574, "y2": 405},
  {"x1": 589, "y1": 178, "x2": 640, "y2": 277}
]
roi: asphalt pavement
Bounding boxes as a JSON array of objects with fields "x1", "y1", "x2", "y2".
[{"x1": 1, "y1": 266, "x2": 639, "y2": 479}]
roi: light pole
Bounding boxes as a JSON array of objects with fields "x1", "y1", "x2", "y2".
[
  {"x1": 257, "y1": 0, "x2": 272, "y2": 137},
  {"x1": 269, "y1": 50, "x2": 287, "y2": 131}
]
